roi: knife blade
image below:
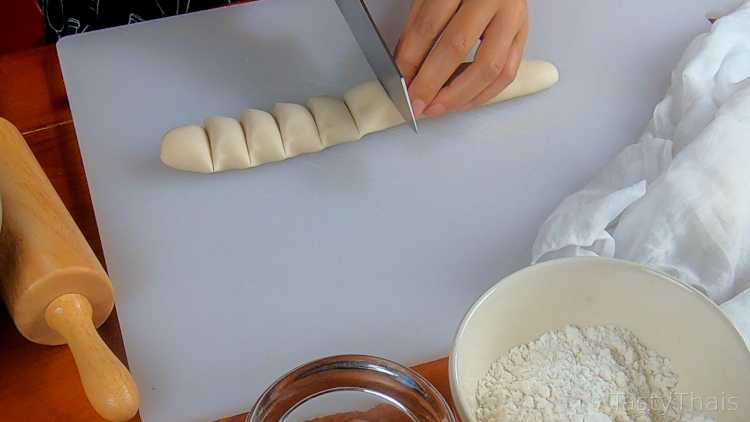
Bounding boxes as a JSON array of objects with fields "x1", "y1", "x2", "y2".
[{"x1": 334, "y1": 0, "x2": 419, "y2": 133}]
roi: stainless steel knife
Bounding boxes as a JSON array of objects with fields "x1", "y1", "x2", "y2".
[{"x1": 334, "y1": 0, "x2": 419, "y2": 133}]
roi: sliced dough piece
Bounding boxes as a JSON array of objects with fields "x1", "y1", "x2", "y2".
[
  {"x1": 160, "y1": 125, "x2": 213, "y2": 173},
  {"x1": 344, "y1": 80, "x2": 406, "y2": 137},
  {"x1": 240, "y1": 109, "x2": 286, "y2": 166},
  {"x1": 487, "y1": 60, "x2": 560, "y2": 105},
  {"x1": 306, "y1": 96, "x2": 361, "y2": 147},
  {"x1": 272, "y1": 103, "x2": 323, "y2": 158},
  {"x1": 204, "y1": 116, "x2": 251, "y2": 172}
]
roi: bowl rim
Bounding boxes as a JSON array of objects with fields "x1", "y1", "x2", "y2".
[
  {"x1": 248, "y1": 354, "x2": 457, "y2": 422},
  {"x1": 448, "y1": 256, "x2": 750, "y2": 422}
]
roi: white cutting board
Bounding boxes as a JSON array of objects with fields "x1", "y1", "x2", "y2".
[{"x1": 57, "y1": 0, "x2": 734, "y2": 420}]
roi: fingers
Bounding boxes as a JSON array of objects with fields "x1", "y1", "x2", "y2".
[
  {"x1": 423, "y1": 2, "x2": 525, "y2": 117},
  {"x1": 394, "y1": 0, "x2": 426, "y2": 66},
  {"x1": 395, "y1": 0, "x2": 461, "y2": 84},
  {"x1": 469, "y1": 19, "x2": 528, "y2": 107},
  {"x1": 408, "y1": 0, "x2": 498, "y2": 117},
  {"x1": 406, "y1": 0, "x2": 426, "y2": 24}
]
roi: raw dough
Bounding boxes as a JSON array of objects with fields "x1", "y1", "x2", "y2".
[
  {"x1": 204, "y1": 116, "x2": 251, "y2": 172},
  {"x1": 160, "y1": 60, "x2": 560, "y2": 174},
  {"x1": 344, "y1": 80, "x2": 406, "y2": 137},
  {"x1": 306, "y1": 96, "x2": 361, "y2": 147},
  {"x1": 160, "y1": 125, "x2": 213, "y2": 173},
  {"x1": 240, "y1": 109, "x2": 286, "y2": 166},
  {"x1": 488, "y1": 60, "x2": 560, "y2": 105},
  {"x1": 272, "y1": 103, "x2": 323, "y2": 158}
]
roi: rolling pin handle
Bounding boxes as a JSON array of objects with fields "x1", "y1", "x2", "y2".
[{"x1": 45, "y1": 294, "x2": 140, "y2": 422}]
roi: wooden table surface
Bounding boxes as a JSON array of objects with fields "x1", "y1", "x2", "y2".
[{"x1": 0, "y1": 45, "x2": 454, "y2": 422}]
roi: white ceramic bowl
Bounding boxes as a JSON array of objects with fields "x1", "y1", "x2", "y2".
[{"x1": 450, "y1": 257, "x2": 750, "y2": 422}]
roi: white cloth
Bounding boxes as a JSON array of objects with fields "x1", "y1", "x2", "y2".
[{"x1": 532, "y1": 1, "x2": 750, "y2": 344}]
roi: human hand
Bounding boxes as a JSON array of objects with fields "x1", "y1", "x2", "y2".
[{"x1": 395, "y1": 0, "x2": 529, "y2": 118}]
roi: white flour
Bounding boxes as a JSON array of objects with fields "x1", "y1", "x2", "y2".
[{"x1": 475, "y1": 325, "x2": 710, "y2": 422}]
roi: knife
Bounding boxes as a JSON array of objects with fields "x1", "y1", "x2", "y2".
[{"x1": 334, "y1": 0, "x2": 419, "y2": 133}]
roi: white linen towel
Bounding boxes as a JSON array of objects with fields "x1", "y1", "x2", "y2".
[{"x1": 532, "y1": 1, "x2": 750, "y2": 343}]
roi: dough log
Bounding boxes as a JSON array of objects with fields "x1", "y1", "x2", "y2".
[
  {"x1": 160, "y1": 125, "x2": 213, "y2": 174},
  {"x1": 344, "y1": 80, "x2": 406, "y2": 137},
  {"x1": 205, "y1": 116, "x2": 251, "y2": 172},
  {"x1": 241, "y1": 109, "x2": 286, "y2": 167},
  {"x1": 161, "y1": 60, "x2": 559, "y2": 174},
  {"x1": 487, "y1": 60, "x2": 560, "y2": 105},
  {"x1": 273, "y1": 103, "x2": 324, "y2": 158},
  {"x1": 307, "y1": 96, "x2": 361, "y2": 147}
]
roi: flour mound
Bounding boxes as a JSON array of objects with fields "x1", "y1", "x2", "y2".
[{"x1": 475, "y1": 325, "x2": 706, "y2": 422}]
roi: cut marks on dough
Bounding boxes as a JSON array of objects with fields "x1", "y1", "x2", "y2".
[{"x1": 160, "y1": 60, "x2": 560, "y2": 174}]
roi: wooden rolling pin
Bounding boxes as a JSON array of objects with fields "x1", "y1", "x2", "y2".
[{"x1": 0, "y1": 118, "x2": 139, "y2": 422}]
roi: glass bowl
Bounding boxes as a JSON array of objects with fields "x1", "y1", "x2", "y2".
[{"x1": 247, "y1": 355, "x2": 457, "y2": 422}]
